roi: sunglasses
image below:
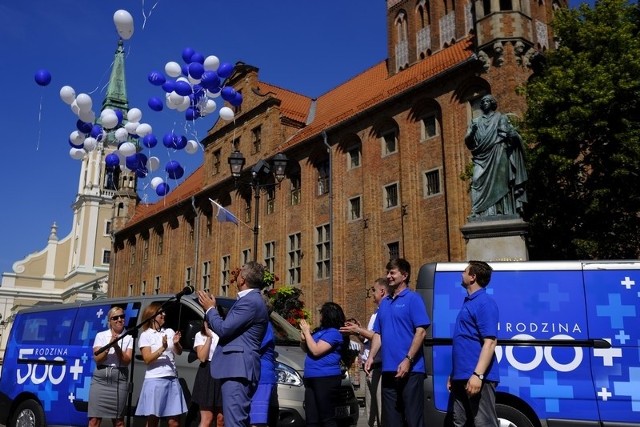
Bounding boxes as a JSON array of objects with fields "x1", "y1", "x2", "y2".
[{"x1": 110, "y1": 314, "x2": 125, "y2": 321}]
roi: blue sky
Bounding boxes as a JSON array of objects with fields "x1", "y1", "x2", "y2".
[{"x1": 0, "y1": 0, "x2": 590, "y2": 274}]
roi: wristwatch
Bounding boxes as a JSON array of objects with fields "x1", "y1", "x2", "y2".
[
  {"x1": 473, "y1": 371, "x2": 485, "y2": 380},
  {"x1": 405, "y1": 354, "x2": 414, "y2": 364}
]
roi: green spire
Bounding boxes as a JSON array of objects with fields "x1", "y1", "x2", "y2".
[{"x1": 102, "y1": 39, "x2": 129, "y2": 113}]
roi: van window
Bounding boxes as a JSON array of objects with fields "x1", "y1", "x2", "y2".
[{"x1": 12, "y1": 308, "x2": 76, "y2": 345}]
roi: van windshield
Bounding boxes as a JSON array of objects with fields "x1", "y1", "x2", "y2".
[{"x1": 270, "y1": 311, "x2": 302, "y2": 345}]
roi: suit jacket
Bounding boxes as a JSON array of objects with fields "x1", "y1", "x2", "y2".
[{"x1": 205, "y1": 289, "x2": 268, "y2": 382}]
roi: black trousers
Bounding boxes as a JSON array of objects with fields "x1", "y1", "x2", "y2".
[
  {"x1": 381, "y1": 372, "x2": 425, "y2": 427},
  {"x1": 303, "y1": 375, "x2": 342, "y2": 427}
]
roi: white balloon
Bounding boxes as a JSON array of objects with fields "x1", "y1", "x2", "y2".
[
  {"x1": 101, "y1": 113, "x2": 118, "y2": 130},
  {"x1": 202, "y1": 99, "x2": 217, "y2": 115},
  {"x1": 113, "y1": 10, "x2": 134, "y2": 40},
  {"x1": 83, "y1": 137, "x2": 97, "y2": 152},
  {"x1": 60, "y1": 86, "x2": 76, "y2": 105},
  {"x1": 219, "y1": 106, "x2": 235, "y2": 121},
  {"x1": 150, "y1": 176, "x2": 164, "y2": 189},
  {"x1": 69, "y1": 147, "x2": 86, "y2": 160},
  {"x1": 169, "y1": 91, "x2": 185, "y2": 106},
  {"x1": 124, "y1": 121, "x2": 139, "y2": 134},
  {"x1": 187, "y1": 75, "x2": 201, "y2": 85},
  {"x1": 69, "y1": 130, "x2": 85, "y2": 146},
  {"x1": 206, "y1": 89, "x2": 221, "y2": 98},
  {"x1": 176, "y1": 99, "x2": 189, "y2": 112},
  {"x1": 127, "y1": 107, "x2": 142, "y2": 122},
  {"x1": 115, "y1": 127, "x2": 129, "y2": 142},
  {"x1": 176, "y1": 76, "x2": 190, "y2": 83},
  {"x1": 204, "y1": 55, "x2": 220, "y2": 71},
  {"x1": 75, "y1": 93, "x2": 92, "y2": 112},
  {"x1": 101, "y1": 108, "x2": 115, "y2": 119},
  {"x1": 147, "y1": 156, "x2": 160, "y2": 172},
  {"x1": 136, "y1": 123, "x2": 152, "y2": 137},
  {"x1": 165, "y1": 61, "x2": 182, "y2": 78},
  {"x1": 118, "y1": 141, "x2": 136, "y2": 157},
  {"x1": 185, "y1": 139, "x2": 199, "y2": 154},
  {"x1": 79, "y1": 109, "x2": 95, "y2": 123},
  {"x1": 70, "y1": 100, "x2": 81, "y2": 116}
]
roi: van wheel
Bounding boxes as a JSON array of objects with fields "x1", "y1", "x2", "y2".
[
  {"x1": 11, "y1": 399, "x2": 45, "y2": 427},
  {"x1": 496, "y1": 404, "x2": 534, "y2": 427}
]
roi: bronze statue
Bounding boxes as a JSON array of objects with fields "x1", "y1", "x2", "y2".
[{"x1": 465, "y1": 95, "x2": 527, "y2": 218}]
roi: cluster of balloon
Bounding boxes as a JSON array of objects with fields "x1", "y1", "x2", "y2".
[{"x1": 146, "y1": 47, "x2": 242, "y2": 123}]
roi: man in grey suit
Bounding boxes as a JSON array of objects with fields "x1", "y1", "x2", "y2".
[{"x1": 197, "y1": 262, "x2": 269, "y2": 427}]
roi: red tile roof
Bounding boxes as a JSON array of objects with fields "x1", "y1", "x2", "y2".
[
  {"x1": 254, "y1": 81, "x2": 313, "y2": 124},
  {"x1": 120, "y1": 39, "x2": 474, "y2": 231}
]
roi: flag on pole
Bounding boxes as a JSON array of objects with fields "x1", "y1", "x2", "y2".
[{"x1": 209, "y1": 198, "x2": 239, "y2": 225}]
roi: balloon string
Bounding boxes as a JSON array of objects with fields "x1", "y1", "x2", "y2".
[
  {"x1": 141, "y1": 0, "x2": 160, "y2": 30},
  {"x1": 36, "y1": 94, "x2": 43, "y2": 151}
]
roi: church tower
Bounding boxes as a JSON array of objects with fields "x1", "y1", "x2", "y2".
[{"x1": 69, "y1": 39, "x2": 137, "y2": 273}]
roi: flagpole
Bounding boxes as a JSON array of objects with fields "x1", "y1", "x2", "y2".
[{"x1": 208, "y1": 198, "x2": 253, "y2": 231}]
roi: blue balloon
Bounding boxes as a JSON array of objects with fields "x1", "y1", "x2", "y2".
[
  {"x1": 156, "y1": 182, "x2": 170, "y2": 196},
  {"x1": 162, "y1": 80, "x2": 176, "y2": 93},
  {"x1": 105, "y1": 153, "x2": 120, "y2": 168},
  {"x1": 230, "y1": 92, "x2": 243, "y2": 107},
  {"x1": 69, "y1": 138, "x2": 84, "y2": 149},
  {"x1": 148, "y1": 97, "x2": 163, "y2": 112},
  {"x1": 76, "y1": 119, "x2": 93, "y2": 134},
  {"x1": 90, "y1": 124, "x2": 104, "y2": 140},
  {"x1": 200, "y1": 71, "x2": 220, "y2": 90},
  {"x1": 188, "y1": 62, "x2": 205, "y2": 79},
  {"x1": 217, "y1": 62, "x2": 234, "y2": 79},
  {"x1": 136, "y1": 168, "x2": 148, "y2": 178},
  {"x1": 115, "y1": 110, "x2": 124, "y2": 124},
  {"x1": 174, "y1": 81, "x2": 192, "y2": 96},
  {"x1": 181, "y1": 47, "x2": 195, "y2": 63},
  {"x1": 163, "y1": 132, "x2": 179, "y2": 149},
  {"x1": 148, "y1": 71, "x2": 166, "y2": 86},
  {"x1": 185, "y1": 108, "x2": 196, "y2": 121},
  {"x1": 142, "y1": 134, "x2": 158, "y2": 148},
  {"x1": 220, "y1": 86, "x2": 237, "y2": 102},
  {"x1": 181, "y1": 63, "x2": 189, "y2": 77},
  {"x1": 190, "y1": 52, "x2": 205, "y2": 64},
  {"x1": 165, "y1": 160, "x2": 181, "y2": 173},
  {"x1": 126, "y1": 153, "x2": 144, "y2": 170},
  {"x1": 34, "y1": 69, "x2": 52, "y2": 86},
  {"x1": 176, "y1": 135, "x2": 188, "y2": 150},
  {"x1": 168, "y1": 165, "x2": 185, "y2": 180}
]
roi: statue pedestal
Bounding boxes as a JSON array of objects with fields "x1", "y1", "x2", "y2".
[{"x1": 460, "y1": 215, "x2": 529, "y2": 261}]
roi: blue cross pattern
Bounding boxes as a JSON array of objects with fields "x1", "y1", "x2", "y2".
[
  {"x1": 614, "y1": 367, "x2": 640, "y2": 411},
  {"x1": 529, "y1": 371, "x2": 574, "y2": 412},
  {"x1": 596, "y1": 293, "x2": 636, "y2": 329}
]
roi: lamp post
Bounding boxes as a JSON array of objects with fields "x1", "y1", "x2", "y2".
[{"x1": 228, "y1": 151, "x2": 288, "y2": 261}]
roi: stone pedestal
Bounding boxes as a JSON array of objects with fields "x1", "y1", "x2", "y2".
[{"x1": 460, "y1": 215, "x2": 529, "y2": 261}]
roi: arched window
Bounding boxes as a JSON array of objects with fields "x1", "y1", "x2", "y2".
[{"x1": 395, "y1": 11, "x2": 409, "y2": 71}]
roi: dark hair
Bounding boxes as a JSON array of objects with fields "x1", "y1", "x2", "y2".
[
  {"x1": 468, "y1": 260, "x2": 493, "y2": 287},
  {"x1": 317, "y1": 302, "x2": 351, "y2": 367},
  {"x1": 241, "y1": 261, "x2": 265, "y2": 289},
  {"x1": 386, "y1": 258, "x2": 411, "y2": 284}
]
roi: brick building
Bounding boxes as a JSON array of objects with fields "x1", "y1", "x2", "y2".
[{"x1": 109, "y1": 0, "x2": 562, "y2": 322}]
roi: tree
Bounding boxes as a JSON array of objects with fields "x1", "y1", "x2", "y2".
[{"x1": 522, "y1": 0, "x2": 640, "y2": 259}]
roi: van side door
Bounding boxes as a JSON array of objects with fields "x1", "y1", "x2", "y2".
[{"x1": 582, "y1": 263, "x2": 640, "y2": 424}]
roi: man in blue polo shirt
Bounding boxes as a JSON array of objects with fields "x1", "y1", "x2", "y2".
[
  {"x1": 448, "y1": 260, "x2": 499, "y2": 427},
  {"x1": 365, "y1": 258, "x2": 430, "y2": 427}
]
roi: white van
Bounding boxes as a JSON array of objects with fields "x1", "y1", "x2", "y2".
[
  {"x1": 417, "y1": 260, "x2": 640, "y2": 427},
  {"x1": 0, "y1": 294, "x2": 360, "y2": 427}
]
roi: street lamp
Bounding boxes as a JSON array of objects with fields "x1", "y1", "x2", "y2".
[{"x1": 228, "y1": 150, "x2": 288, "y2": 261}]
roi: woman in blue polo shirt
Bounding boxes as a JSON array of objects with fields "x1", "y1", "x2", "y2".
[{"x1": 299, "y1": 302, "x2": 349, "y2": 427}]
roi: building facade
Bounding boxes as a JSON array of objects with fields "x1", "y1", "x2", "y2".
[{"x1": 108, "y1": 0, "x2": 563, "y2": 323}]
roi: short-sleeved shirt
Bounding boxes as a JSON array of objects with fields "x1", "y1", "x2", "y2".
[
  {"x1": 138, "y1": 327, "x2": 178, "y2": 378},
  {"x1": 452, "y1": 288, "x2": 499, "y2": 382},
  {"x1": 193, "y1": 330, "x2": 220, "y2": 362},
  {"x1": 92, "y1": 330, "x2": 133, "y2": 366},
  {"x1": 303, "y1": 327, "x2": 343, "y2": 378},
  {"x1": 373, "y1": 288, "x2": 431, "y2": 373}
]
